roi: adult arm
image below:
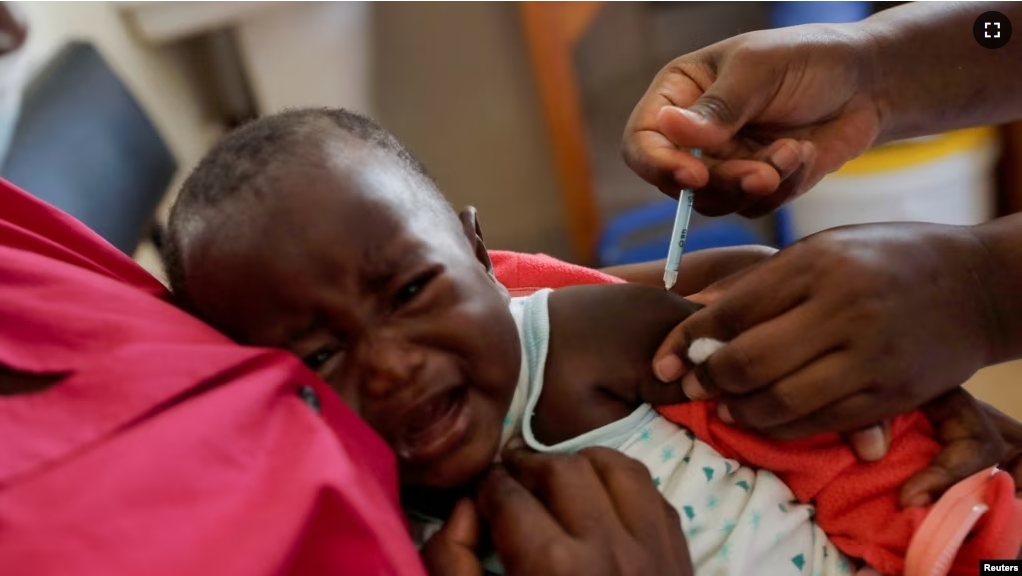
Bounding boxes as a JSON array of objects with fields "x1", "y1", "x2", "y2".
[
  {"x1": 623, "y1": 2, "x2": 1022, "y2": 215},
  {"x1": 867, "y1": 2, "x2": 1022, "y2": 144}
]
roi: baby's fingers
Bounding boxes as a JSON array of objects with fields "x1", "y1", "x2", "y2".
[
  {"x1": 900, "y1": 389, "x2": 1006, "y2": 508},
  {"x1": 900, "y1": 464, "x2": 966, "y2": 509}
]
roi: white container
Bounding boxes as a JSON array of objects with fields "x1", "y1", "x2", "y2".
[{"x1": 788, "y1": 128, "x2": 1000, "y2": 239}]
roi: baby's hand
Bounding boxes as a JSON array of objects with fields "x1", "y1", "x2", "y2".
[
  {"x1": 976, "y1": 401, "x2": 1022, "y2": 496},
  {"x1": 899, "y1": 388, "x2": 1008, "y2": 508},
  {"x1": 420, "y1": 499, "x2": 484, "y2": 576}
]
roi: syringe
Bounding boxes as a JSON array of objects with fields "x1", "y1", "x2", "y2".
[{"x1": 663, "y1": 149, "x2": 702, "y2": 290}]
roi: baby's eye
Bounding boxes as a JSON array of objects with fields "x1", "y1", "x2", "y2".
[
  {"x1": 303, "y1": 345, "x2": 343, "y2": 370},
  {"x1": 394, "y1": 271, "x2": 436, "y2": 307}
]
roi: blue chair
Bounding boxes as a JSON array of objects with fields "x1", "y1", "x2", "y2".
[
  {"x1": 1, "y1": 41, "x2": 176, "y2": 255},
  {"x1": 770, "y1": 2, "x2": 871, "y2": 28},
  {"x1": 597, "y1": 199, "x2": 764, "y2": 267}
]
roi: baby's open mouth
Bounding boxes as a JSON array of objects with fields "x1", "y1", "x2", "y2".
[{"x1": 395, "y1": 386, "x2": 470, "y2": 464}]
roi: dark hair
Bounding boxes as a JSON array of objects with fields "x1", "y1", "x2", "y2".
[{"x1": 162, "y1": 107, "x2": 443, "y2": 302}]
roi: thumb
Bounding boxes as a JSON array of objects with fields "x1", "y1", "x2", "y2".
[
  {"x1": 443, "y1": 498, "x2": 482, "y2": 548},
  {"x1": 652, "y1": 323, "x2": 690, "y2": 384},
  {"x1": 657, "y1": 69, "x2": 775, "y2": 150},
  {"x1": 420, "y1": 499, "x2": 483, "y2": 576},
  {"x1": 846, "y1": 422, "x2": 891, "y2": 462}
]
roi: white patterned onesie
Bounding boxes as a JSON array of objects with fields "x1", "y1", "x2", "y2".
[{"x1": 412, "y1": 289, "x2": 854, "y2": 576}]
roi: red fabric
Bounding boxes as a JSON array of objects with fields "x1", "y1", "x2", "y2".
[
  {"x1": 492, "y1": 250, "x2": 1022, "y2": 576},
  {"x1": 0, "y1": 180, "x2": 424, "y2": 576},
  {"x1": 489, "y1": 250, "x2": 626, "y2": 296}
]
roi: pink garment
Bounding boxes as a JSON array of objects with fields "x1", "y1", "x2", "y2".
[{"x1": 0, "y1": 179, "x2": 425, "y2": 576}]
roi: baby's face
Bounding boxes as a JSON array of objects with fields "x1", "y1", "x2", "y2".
[{"x1": 181, "y1": 144, "x2": 521, "y2": 489}]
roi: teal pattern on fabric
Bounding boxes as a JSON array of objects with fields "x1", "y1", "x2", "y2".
[
  {"x1": 792, "y1": 553, "x2": 806, "y2": 571},
  {"x1": 661, "y1": 447, "x2": 676, "y2": 462}
]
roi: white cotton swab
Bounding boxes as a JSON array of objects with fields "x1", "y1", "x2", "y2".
[{"x1": 688, "y1": 337, "x2": 725, "y2": 365}]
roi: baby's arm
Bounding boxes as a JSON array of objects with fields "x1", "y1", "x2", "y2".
[
  {"x1": 600, "y1": 245, "x2": 775, "y2": 297},
  {"x1": 533, "y1": 283, "x2": 698, "y2": 445}
]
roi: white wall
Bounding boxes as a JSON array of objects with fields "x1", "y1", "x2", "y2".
[{"x1": 235, "y1": 2, "x2": 372, "y2": 116}]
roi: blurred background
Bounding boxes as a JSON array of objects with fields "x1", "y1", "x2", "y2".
[{"x1": 2, "y1": 1, "x2": 1020, "y2": 416}]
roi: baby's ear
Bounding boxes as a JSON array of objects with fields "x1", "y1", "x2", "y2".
[{"x1": 458, "y1": 206, "x2": 494, "y2": 275}]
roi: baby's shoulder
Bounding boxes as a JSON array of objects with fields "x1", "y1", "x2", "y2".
[{"x1": 529, "y1": 285, "x2": 696, "y2": 443}]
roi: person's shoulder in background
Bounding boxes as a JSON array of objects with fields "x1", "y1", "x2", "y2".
[
  {"x1": 0, "y1": 2, "x2": 27, "y2": 169},
  {"x1": 0, "y1": 3, "x2": 27, "y2": 55}
]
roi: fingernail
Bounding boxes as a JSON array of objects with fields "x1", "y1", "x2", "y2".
[
  {"x1": 744, "y1": 173, "x2": 760, "y2": 193},
  {"x1": 905, "y1": 493, "x2": 931, "y2": 508},
  {"x1": 654, "y1": 354, "x2": 683, "y2": 382},
  {"x1": 717, "y1": 403, "x2": 735, "y2": 424},
  {"x1": 769, "y1": 145, "x2": 800, "y2": 173},
  {"x1": 853, "y1": 426, "x2": 888, "y2": 462},
  {"x1": 672, "y1": 167, "x2": 695, "y2": 189},
  {"x1": 682, "y1": 372, "x2": 708, "y2": 400},
  {"x1": 505, "y1": 436, "x2": 525, "y2": 451},
  {"x1": 799, "y1": 141, "x2": 816, "y2": 170},
  {"x1": 658, "y1": 106, "x2": 697, "y2": 126},
  {"x1": 739, "y1": 173, "x2": 760, "y2": 194},
  {"x1": 672, "y1": 106, "x2": 707, "y2": 123}
]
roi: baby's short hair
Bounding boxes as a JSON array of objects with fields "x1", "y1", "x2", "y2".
[{"x1": 163, "y1": 107, "x2": 447, "y2": 300}]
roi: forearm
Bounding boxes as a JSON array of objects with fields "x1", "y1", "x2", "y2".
[
  {"x1": 971, "y1": 213, "x2": 1022, "y2": 366},
  {"x1": 600, "y1": 245, "x2": 776, "y2": 297},
  {"x1": 858, "y1": 2, "x2": 1022, "y2": 143}
]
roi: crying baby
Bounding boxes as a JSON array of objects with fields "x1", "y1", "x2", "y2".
[{"x1": 163, "y1": 108, "x2": 1021, "y2": 576}]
